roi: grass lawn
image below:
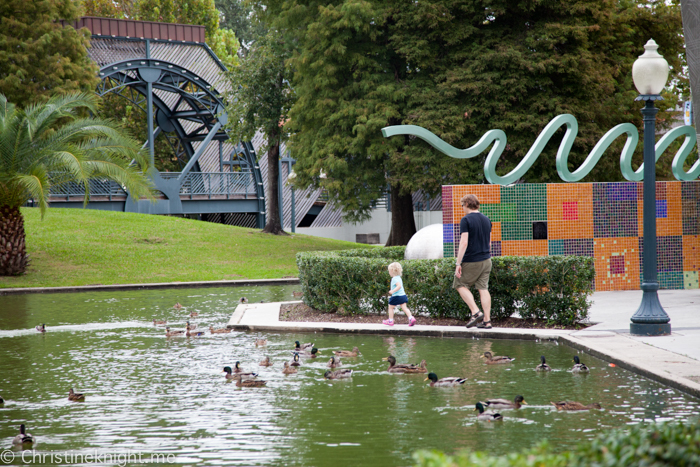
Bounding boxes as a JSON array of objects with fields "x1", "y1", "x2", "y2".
[{"x1": 0, "y1": 208, "x2": 359, "y2": 288}]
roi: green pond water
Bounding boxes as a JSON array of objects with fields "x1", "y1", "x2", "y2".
[{"x1": 1, "y1": 286, "x2": 699, "y2": 466}]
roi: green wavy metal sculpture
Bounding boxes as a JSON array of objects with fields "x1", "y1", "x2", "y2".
[{"x1": 381, "y1": 114, "x2": 700, "y2": 185}]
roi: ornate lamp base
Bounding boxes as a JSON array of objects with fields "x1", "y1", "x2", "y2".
[
  {"x1": 630, "y1": 322, "x2": 671, "y2": 336},
  {"x1": 630, "y1": 282, "x2": 672, "y2": 336}
]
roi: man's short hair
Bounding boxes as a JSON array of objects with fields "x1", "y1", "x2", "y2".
[{"x1": 461, "y1": 194, "x2": 480, "y2": 210}]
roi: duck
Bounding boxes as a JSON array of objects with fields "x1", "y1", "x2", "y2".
[
  {"x1": 239, "y1": 297, "x2": 249, "y2": 304},
  {"x1": 571, "y1": 356, "x2": 590, "y2": 373},
  {"x1": 382, "y1": 356, "x2": 428, "y2": 374},
  {"x1": 259, "y1": 357, "x2": 273, "y2": 367},
  {"x1": 231, "y1": 373, "x2": 266, "y2": 387},
  {"x1": 551, "y1": 401, "x2": 601, "y2": 411},
  {"x1": 282, "y1": 361, "x2": 298, "y2": 375},
  {"x1": 334, "y1": 347, "x2": 360, "y2": 357},
  {"x1": 12, "y1": 423, "x2": 36, "y2": 446},
  {"x1": 35, "y1": 324, "x2": 46, "y2": 333},
  {"x1": 0, "y1": 395, "x2": 4, "y2": 404},
  {"x1": 480, "y1": 351, "x2": 515, "y2": 364},
  {"x1": 185, "y1": 323, "x2": 204, "y2": 337},
  {"x1": 153, "y1": 319, "x2": 167, "y2": 325},
  {"x1": 325, "y1": 369, "x2": 353, "y2": 380},
  {"x1": 209, "y1": 326, "x2": 231, "y2": 334},
  {"x1": 173, "y1": 303, "x2": 183, "y2": 309},
  {"x1": 255, "y1": 338, "x2": 268, "y2": 346},
  {"x1": 294, "y1": 340, "x2": 314, "y2": 352},
  {"x1": 189, "y1": 311, "x2": 198, "y2": 317},
  {"x1": 536, "y1": 355, "x2": 552, "y2": 372},
  {"x1": 290, "y1": 353, "x2": 301, "y2": 367},
  {"x1": 424, "y1": 373, "x2": 467, "y2": 387},
  {"x1": 327, "y1": 356, "x2": 342, "y2": 368},
  {"x1": 68, "y1": 388, "x2": 85, "y2": 402},
  {"x1": 481, "y1": 395, "x2": 527, "y2": 410},
  {"x1": 474, "y1": 402, "x2": 503, "y2": 421},
  {"x1": 165, "y1": 327, "x2": 185, "y2": 337},
  {"x1": 223, "y1": 366, "x2": 258, "y2": 381},
  {"x1": 301, "y1": 347, "x2": 320, "y2": 358},
  {"x1": 292, "y1": 291, "x2": 303, "y2": 297},
  {"x1": 186, "y1": 321, "x2": 197, "y2": 330},
  {"x1": 12, "y1": 424, "x2": 35, "y2": 445}
]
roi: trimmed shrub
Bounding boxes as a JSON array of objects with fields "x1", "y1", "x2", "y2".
[
  {"x1": 413, "y1": 421, "x2": 700, "y2": 467},
  {"x1": 296, "y1": 247, "x2": 594, "y2": 324}
]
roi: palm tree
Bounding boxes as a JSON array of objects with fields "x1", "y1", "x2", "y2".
[{"x1": 0, "y1": 92, "x2": 154, "y2": 276}]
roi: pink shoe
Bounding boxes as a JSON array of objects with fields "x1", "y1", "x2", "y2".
[
  {"x1": 383, "y1": 319, "x2": 394, "y2": 326},
  {"x1": 409, "y1": 317, "x2": 416, "y2": 327}
]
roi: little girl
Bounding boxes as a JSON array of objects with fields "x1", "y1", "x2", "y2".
[{"x1": 383, "y1": 262, "x2": 416, "y2": 326}]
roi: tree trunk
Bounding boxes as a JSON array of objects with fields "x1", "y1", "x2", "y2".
[
  {"x1": 385, "y1": 183, "x2": 417, "y2": 246},
  {"x1": 0, "y1": 205, "x2": 29, "y2": 275},
  {"x1": 262, "y1": 131, "x2": 286, "y2": 235}
]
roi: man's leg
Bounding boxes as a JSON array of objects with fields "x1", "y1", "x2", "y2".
[
  {"x1": 478, "y1": 289, "x2": 491, "y2": 323},
  {"x1": 456, "y1": 286, "x2": 480, "y2": 315}
]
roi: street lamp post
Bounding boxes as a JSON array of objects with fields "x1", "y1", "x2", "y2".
[{"x1": 630, "y1": 39, "x2": 672, "y2": 336}]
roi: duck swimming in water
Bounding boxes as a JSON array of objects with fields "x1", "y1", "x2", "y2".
[{"x1": 382, "y1": 356, "x2": 428, "y2": 374}]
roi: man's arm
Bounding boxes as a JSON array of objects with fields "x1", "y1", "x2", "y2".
[{"x1": 455, "y1": 232, "x2": 469, "y2": 278}]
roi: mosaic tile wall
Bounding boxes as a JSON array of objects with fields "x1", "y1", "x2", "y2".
[{"x1": 442, "y1": 181, "x2": 700, "y2": 291}]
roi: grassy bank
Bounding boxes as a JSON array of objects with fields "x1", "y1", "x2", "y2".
[{"x1": 0, "y1": 208, "x2": 358, "y2": 288}]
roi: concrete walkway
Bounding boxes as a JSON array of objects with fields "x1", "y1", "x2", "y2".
[{"x1": 228, "y1": 289, "x2": 700, "y2": 399}]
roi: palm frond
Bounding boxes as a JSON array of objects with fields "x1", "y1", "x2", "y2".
[{"x1": 13, "y1": 168, "x2": 50, "y2": 217}]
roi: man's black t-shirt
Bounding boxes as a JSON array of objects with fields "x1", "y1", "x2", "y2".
[{"x1": 459, "y1": 212, "x2": 492, "y2": 263}]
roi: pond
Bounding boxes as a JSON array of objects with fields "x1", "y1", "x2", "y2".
[{"x1": 1, "y1": 286, "x2": 698, "y2": 466}]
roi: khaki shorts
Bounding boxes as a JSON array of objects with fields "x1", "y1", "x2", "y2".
[{"x1": 452, "y1": 258, "x2": 492, "y2": 290}]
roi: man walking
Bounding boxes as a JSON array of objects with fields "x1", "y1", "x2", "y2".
[{"x1": 453, "y1": 194, "x2": 493, "y2": 329}]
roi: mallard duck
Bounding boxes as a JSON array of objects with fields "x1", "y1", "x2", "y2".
[
  {"x1": 259, "y1": 357, "x2": 273, "y2": 367},
  {"x1": 290, "y1": 353, "x2": 301, "y2": 367},
  {"x1": 294, "y1": 340, "x2": 314, "y2": 352},
  {"x1": 173, "y1": 303, "x2": 183, "y2": 309},
  {"x1": 292, "y1": 291, "x2": 303, "y2": 297},
  {"x1": 232, "y1": 374, "x2": 266, "y2": 387},
  {"x1": 301, "y1": 347, "x2": 320, "y2": 358},
  {"x1": 68, "y1": 388, "x2": 85, "y2": 402},
  {"x1": 325, "y1": 369, "x2": 353, "y2": 379},
  {"x1": 255, "y1": 338, "x2": 268, "y2": 346},
  {"x1": 282, "y1": 361, "x2": 298, "y2": 375},
  {"x1": 12, "y1": 424, "x2": 35, "y2": 445},
  {"x1": 424, "y1": 373, "x2": 467, "y2": 387},
  {"x1": 382, "y1": 356, "x2": 428, "y2": 373},
  {"x1": 474, "y1": 402, "x2": 503, "y2": 421},
  {"x1": 571, "y1": 356, "x2": 590, "y2": 373},
  {"x1": 551, "y1": 401, "x2": 601, "y2": 411},
  {"x1": 153, "y1": 319, "x2": 167, "y2": 325},
  {"x1": 327, "y1": 356, "x2": 342, "y2": 368},
  {"x1": 0, "y1": 395, "x2": 4, "y2": 404},
  {"x1": 481, "y1": 395, "x2": 527, "y2": 410},
  {"x1": 186, "y1": 321, "x2": 197, "y2": 330},
  {"x1": 239, "y1": 297, "x2": 248, "y2": 304},
  {"x1": 536, "y1": 355, "x2": 552, "y2": 371},
  {"x1": 481, "y1": 351, "x2": 515, "y2": 364},
  {"x1": 35, "y1": 324, "x2": 46, "y2": 333},
  {"x1": 165, "y1": 327, "x2": 185, "y2": 337},
  {"x1": 223, "y1": 366, "x2": 258, "y2": 381},
  {"x1": 334, "y1": 347, "x2": 360, "y2": 357},
  {"x1": 209, "y1": 326, "x2": 231, "y2": 334},
  {"x1": 185, "y1": 323, "x2": 204, "y2": 337},
  {"x1": 189, "y1": 311, "x2": 198, "y2": 317}
]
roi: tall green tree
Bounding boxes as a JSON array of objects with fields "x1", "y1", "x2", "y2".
[
  {"x1": 224, "y1": 32, "x2": 294, "y2": 234},
  {"x1": 0, "y1": 93, "x2": 154, "y2": 276},
  {"x1": 0, "y1": 0, "x2": 99, "y2": 106},
  {"x1": 215, "y1": 0, "x2": 267, "y2": 56},
  {"x1": 269, "y1": 0, "x2": 685, "y2": 245}
]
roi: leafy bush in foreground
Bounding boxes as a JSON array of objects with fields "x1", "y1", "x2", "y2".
[
  {"x1": 413, "y1": 421, "x2": 700, "y2": 467},
  {"x1": 297, "y1": 247, "x2": 594, "y2": 325}
]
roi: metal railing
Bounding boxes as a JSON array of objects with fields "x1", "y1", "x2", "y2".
[
  {"x1": 49, "y1": 178, "x2": 127, "y2": 199},
  {"x1": 178, "y1": 172, "x2": 256, "y2": 198}
]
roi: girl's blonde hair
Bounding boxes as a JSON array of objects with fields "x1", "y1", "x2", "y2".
[{"x1": 388, "y1": 262, "x2": 403, "y2": 276}]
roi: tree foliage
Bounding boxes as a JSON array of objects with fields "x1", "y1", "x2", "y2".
[
  {"x1": 267, "y1": 0, "x2": 685, "y2": 242},
  {"x1": 215, "y1": 0, "x2": 267, "y2": 55},
  {"x1": 0, "y1": 0, "x2": 99, "y2": 106}
]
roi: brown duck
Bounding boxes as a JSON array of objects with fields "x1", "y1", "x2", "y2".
[{"x1": 382, "y1": 356, "x2": 428, "y2": 374}]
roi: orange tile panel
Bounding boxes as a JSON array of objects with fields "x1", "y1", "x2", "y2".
[
  {"x1": 683, "y1": 235, "x2": 700, "y2": 273},
  {"x1": 501, "y1": 240, "x2": 548, "y2": 257},
  {"x1": 593, "y1": 237, "x2": 640, "y2": 291},
  {"x1": 547, "y1": 183, "x2": 593, "y2": 239},
  {"x1": 491, "y1": 221, "x2": 502, "y2": 242}
]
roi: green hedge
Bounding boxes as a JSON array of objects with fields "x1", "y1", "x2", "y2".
[
  {"x1": 296, "y1": 247, "x2": 595, "y2": 325},
  {"x1": 413, "y1": 421, "x2": 700, "y2": 467}
]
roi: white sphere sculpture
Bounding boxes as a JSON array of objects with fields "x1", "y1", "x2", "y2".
[{"x1": 404, "y1": 224, "x2": 444, "y2": 260}]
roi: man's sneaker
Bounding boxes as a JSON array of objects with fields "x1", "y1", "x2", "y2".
[
  {"x1": 408, "y1": 317, "x2": 417, "y2": 327},
  {"x1": 465, "y1": 311, "x2": 484, "y2": 328},
  {"x1": 383, "y1": 319, "x2": 395, "y2": 326},
  {"x1": 476, "y1": 321, "x2": 492, "y2": 329}
]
